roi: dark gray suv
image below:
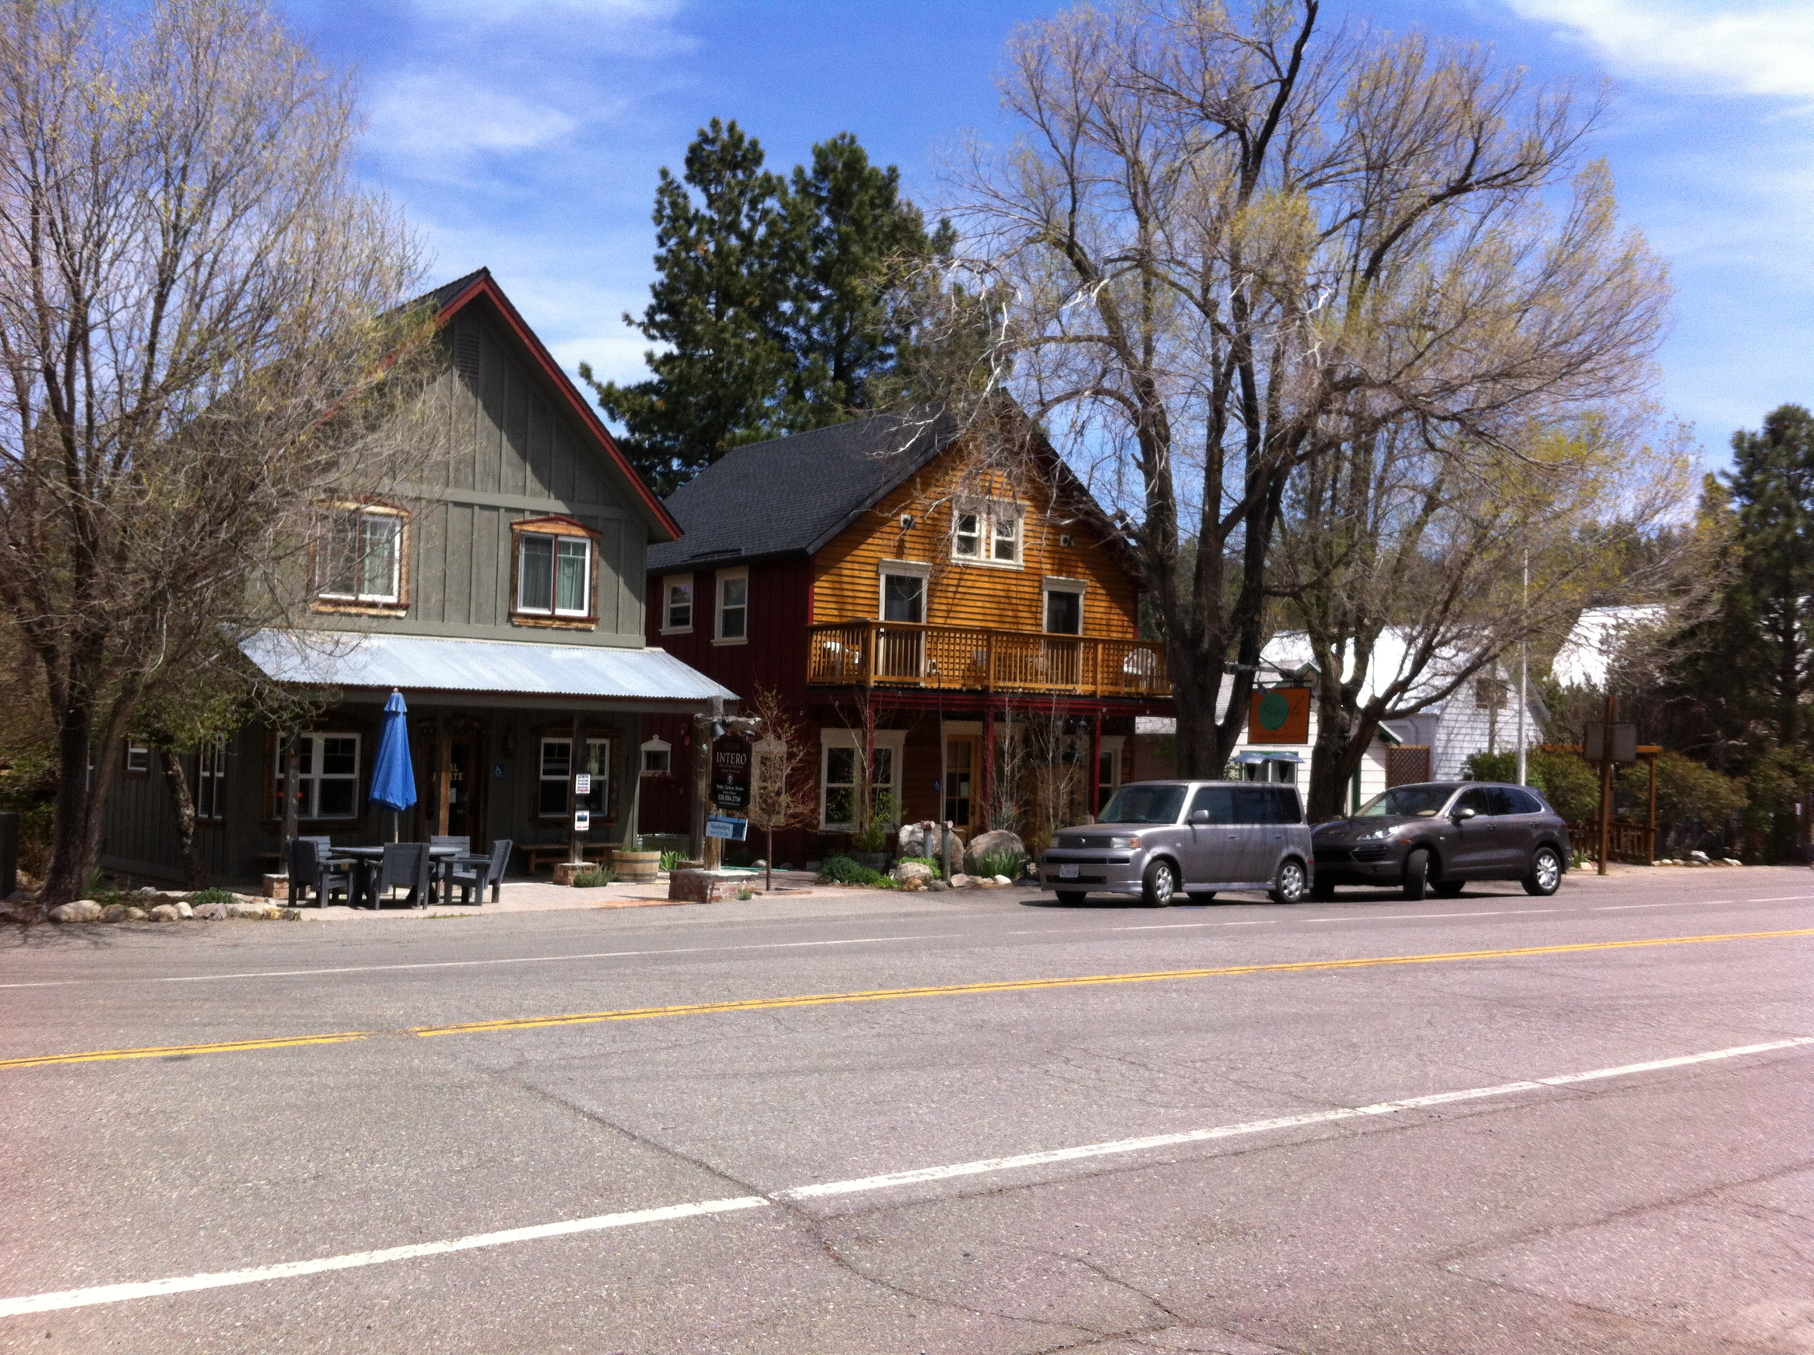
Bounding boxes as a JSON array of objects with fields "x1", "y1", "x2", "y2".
[
  {"x1": 1310, "y1": 781, "x2": 1570, "y2": 900},
  {"x1": 1039, "y1": 780, "x2": 1314, "y2": 906}
]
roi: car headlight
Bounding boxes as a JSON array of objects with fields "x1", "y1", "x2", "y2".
[
  {"x1": 1107, "y1": 835, "x2": 1142, "y2": 850},
  {"x1": 1359, "y1": 827, "x2": 1395, "y2": 841}
]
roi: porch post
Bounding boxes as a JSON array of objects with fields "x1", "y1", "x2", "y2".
[
  {"x1": 1088, "y1": 710, "x2": 1103, "y2": 820},
  {"x1": 281, "y1": 730, "x2": 300, "y2": 851},
  {"x1": 982, "y1": 702, "x2": 995, "y2": 832},
  {"x1": 569, "y1": 713, "x2": 585, "y2": 864},
  {"x1": 432, "y1": 710, "x2": 446, "y2": 837}
]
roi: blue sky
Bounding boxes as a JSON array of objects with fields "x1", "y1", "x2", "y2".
[{"x1": 283, "y1": 0, "x2": 1814, "y2": 464}]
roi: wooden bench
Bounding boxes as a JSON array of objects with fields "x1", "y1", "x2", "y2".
[{"x1": 516, "y1": 843, "x2": 613, "y2": 875}]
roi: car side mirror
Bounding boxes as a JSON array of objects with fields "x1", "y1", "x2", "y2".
[
  {"x1": 1451, "y1": 806, "x2": 1477, "y2": 821},
  {"x1": 1188, "y1": 809, "x2": 1211, "y2": 825}
]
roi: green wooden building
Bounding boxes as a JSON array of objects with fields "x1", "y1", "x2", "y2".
[{"x1": 101, "y1": 270, "x2": 732, "y2": 886}]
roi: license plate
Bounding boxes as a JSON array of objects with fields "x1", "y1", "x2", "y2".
[{"x1": 1058, "y1": 864, "x2": 1079, "y2": 880}]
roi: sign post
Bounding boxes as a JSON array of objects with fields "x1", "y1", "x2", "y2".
[{"x1": 1583, "y1": 696, "x2": 1638, "y2": 876}]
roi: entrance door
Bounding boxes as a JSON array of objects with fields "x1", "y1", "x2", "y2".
[
  {"x1": 440, "y1": 727, "x2": 487, "y2": 846},
  {"x1": 944, "y1": 737, "x2": 979, "y2": 835}
]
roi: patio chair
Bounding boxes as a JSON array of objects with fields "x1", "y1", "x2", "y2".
[
  {"x1": 375, "y1": 842, "x2": 431, "y2": 909},
  {"x1": 429, "y1": 835, "x2": 471, "y2": 905},
  {"x1": 288, "y1": 838, "x2": 352, "y2": 909},
  {"x1": 447, "y1": 838, "x2": 511, "y2": 905}
]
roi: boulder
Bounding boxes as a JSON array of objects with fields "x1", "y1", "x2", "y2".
[
  {"x1": 149, "y1": 904, "x2": 181, "y2": 922},
  {"x1": 963, "y1": 830, "x2": 1026, "y2": 876},
  {"x1": 123, "y1": 907, "x2": 148, "y2": 921},
  {"x1": 926, "y1": 879, "x2": 949, "y2": 892},
  {"x1": 192, "y1": 902, "x2": 229, "y2": 920},
  {"x1": 1689, "y1": 850, "x2": 1710, "y2": 863},
  {"x1": 891, "y1": 861, "x2": 935, "y2": 887},
  {"x1": 948, "y1": 873, "x2": 970, "y2": 888},
  {"x1": 226, "y1": 902, "x2": 277, "y2": 919},
  {"x1": 50, "y1": 899, "x2": 103, "y2": 923},
  {"x1": 101, "y1": 903, "x2": 129, "y2": 923},
  {"x1": 1723, "y1": 858, "x2": 1743, "y2": 867},
  {"x1": 991, "y1": 874, "x2": 1012, "y2": 886},
  {"x1": 3, "y1": 901, "x2": 44, "y2": 925},
  {"x1": 899, "y1": 822, "x2": 964, "y2": 861},
  {"x1": 176, "y1": 901, "x2": 194, "y2": 920},
  {"x1": 135, "y1": 886, "x2": 159, "y2": 897}
]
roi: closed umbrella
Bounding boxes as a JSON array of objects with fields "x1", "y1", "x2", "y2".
[{"x1": 370, "y1": 690, "x2": 417, "y2": 841}]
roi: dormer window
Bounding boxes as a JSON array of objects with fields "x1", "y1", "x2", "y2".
[
  {"x1": 511, "y1": 517, "x2": 598, "y2": 627},
  {"x1": 315, "y1": 502, "x2": 408, "y2": 609},
  {"x1": 952, "y1": 500, "x2": 1023, "y2": 567}
]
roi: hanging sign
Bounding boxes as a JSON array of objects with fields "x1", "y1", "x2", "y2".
[
  {"x1": 572, "y1": 809, "x2": 591, "y2": 832},
  {"x1": 712, "y1": 736, "x2": 751, "y2": 809},
  {"x1": 706, "y1": 815, "x2": 748, "y2": 841},
  {"x1": 1248, "y1": 687, "x2": 1310, "y2": 746},
  {"x1": 1583, "y1": 722, "x2": 1638, "y2": 764}
]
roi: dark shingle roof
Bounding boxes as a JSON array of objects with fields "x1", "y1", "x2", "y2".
[
  {"x1": 648, "y1": 411, "x2": 958, "y2": 572},
  {"x1": 408, "y1": 267, "x2": 490, "y2": 315}
]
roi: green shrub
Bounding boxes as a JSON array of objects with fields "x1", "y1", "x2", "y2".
[
  {"x1": 1460, "y1": 751, "x2": 1517, "y2": 783},
  {"x1": 896, "y1": 854, "x2": 941, "y2": 872},
  {"x1": 658, "y1": 850, "x2": 685, "y2": 872},
  {"x1": 973, "y1": 848, "x2": 1029, "y2": 880},
  {"x1": 851, "y1": 792, "x2": 899, "y2": 852},
  {"x1": 192, "y1": 887, "x2": 234, "y2": 905},
  {"x1": 816, "y1": 855, "x2": 895, "y2": 888},
  {"x1": 1528, "y1": 750, "x2": 1600, "y2": 824},
  {"x1": 570, "y1": 866, "x2": 616, "y2": 888}
]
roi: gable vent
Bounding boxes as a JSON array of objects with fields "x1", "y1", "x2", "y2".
[{"x1": 455, "y1": 329, "x2": 481, "y2": 379}]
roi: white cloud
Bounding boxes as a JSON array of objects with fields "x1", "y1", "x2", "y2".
[
  {"x1": 369, "y1": 73, "x2": 583, "y2": 178},
  {"x1": 1508, "y1": 1, "x2": 1814, "y2": 101}
]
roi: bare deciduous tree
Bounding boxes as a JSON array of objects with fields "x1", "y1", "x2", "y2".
[
  {"x1": 1274, "y1": 413, "x2": 1704, "y2": 819},
  {"x1": 951, "y1": 0, "x2": 1670, "y2": 776},
  {"x1": 0, "y1": 0, "x2": 432, "y2": 905},
  {"x1": 744, "y1": 687, "x2": 816, "y2": 891}
]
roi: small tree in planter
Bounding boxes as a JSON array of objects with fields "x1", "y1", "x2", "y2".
[{"x1": 745, "y1": 688, "x2": 817, "y2": 892}]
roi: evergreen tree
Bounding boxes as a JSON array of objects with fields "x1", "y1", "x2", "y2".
[
  {"x1": 583, "y1": 121, "x2": 945, "y2": 493},
  {"x1": 580, "y1": 119, "x2": 791, "y2": 495}
]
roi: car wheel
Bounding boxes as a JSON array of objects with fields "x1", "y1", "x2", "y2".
[
  {"x1": 1141, "y1": 858, "x2": 1178, "y2": 907},
  {"x1": 1188, "y1": 891, "x2": 1218, "y2": 904},
  {"x1": 1310, "y1": 880, "x2": 1336, "y2": 902},
  {"x1": 1269, "y1": 858, "x2": 1308, "y2": 905},
  {"x1": 1523, "y1": 846, "x2": 1563, "y2": 897},
  {"x1": 1432, "y1": 880, "x2": 1466, "y2": 898},
  {"x1": 1054, "y1": 890, "x2": 1087, "y2": 905},
  {"x1": 1402, "y1": 848, "x2": 1432, "y2": 902}
]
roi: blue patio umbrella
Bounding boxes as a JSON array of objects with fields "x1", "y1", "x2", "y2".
[{"x1": 370, "y1": 689, "x2": 417, "y2": 840}]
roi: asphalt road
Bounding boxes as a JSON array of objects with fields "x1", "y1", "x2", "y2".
[{"x1": 1, "y1": 866, "x2": 1811, "y2": 1354}]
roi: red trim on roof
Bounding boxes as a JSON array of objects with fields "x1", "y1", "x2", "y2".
[{"x1": 432, "y1": 273, "x2": 682, "y2": 542}]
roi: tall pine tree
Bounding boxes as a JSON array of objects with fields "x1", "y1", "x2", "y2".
[{"x1": 583, "y1": 121, "x2": 944, "y2": 493}]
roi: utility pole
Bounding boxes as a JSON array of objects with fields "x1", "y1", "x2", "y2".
[{"x1": 1517, "y1": 550, "x2": 1529, "y2": 787}]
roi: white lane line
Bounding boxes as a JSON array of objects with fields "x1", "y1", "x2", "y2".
[
  {"x1": 1747, "y1": 894, "x2": 1814, "y2": 902},
  {"x1": 1593, "y1": 901, "x2": 1734, "y2": 911},
  {"x1": 1303, "y1": 909, "x2": 1560, "y2": 923},
  {"x1": 1109, "y1": 921, "x2": 1278, "y2": 931},
  {"x1": 3, "y1": 1032, "x2": 1808, "y2": 1320},
  {"x1": 0, "y1": 935, "x2": 963, "y2": 990}
]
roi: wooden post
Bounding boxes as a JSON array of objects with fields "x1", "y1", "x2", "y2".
[
  {"x1": 1087, "y1": 711, "x2": 1103, "y2": 820},
  {"x1": 982, "y1": 703, "x2": 996, "y2": 830},
  {"x1": 433, "y1": 710, "x2": 447, "y2": 836},
  {"x1": 690, "y1": 701, "x2": 717, "y2": 864},
  {"x1": 1647, "y1": 750, "x2": 1658, "y2": 862},
  {"x1": 281, "y1": 730, "x2": 300, "y2": 851},
  {"x1": 1597, "y1": 694, "x2": 1616, "y2": 876},
  {"x1": 569, "y1": 714, "x2": 586, "y2": 865}
]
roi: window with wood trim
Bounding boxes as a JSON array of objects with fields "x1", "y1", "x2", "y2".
[
  {"x1": 272, "y1": 733, "x2": 361, "y2": 821},
  {"x1": 538, "y1": 737, "x2": 611, "y2": 817},
  {"x1": 662, "y1": 574, "x2": 694, "y2": 633},
  {"x1": 715, "y1": 568, "x2": 748, "y2": 643},
  {"x1": 512, "y1": 518, "x2": 598, "y2": 625},
  {"x1": 951, "y1": 500, "x2": 1023, "y2": 567},
  {"x1": 124, "y1": 741, "x2": 151, "y2": 775},
  {"x1": 196, "y1": 739, "x2": 228, "y2": 821},
  {"x1": 315, "y1": 503, "x2": 408, "y2": 607}
]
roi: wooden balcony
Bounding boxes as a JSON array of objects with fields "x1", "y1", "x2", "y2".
[{"x1": 806, "y1": 619, "x2": 1170, "y2": 699}]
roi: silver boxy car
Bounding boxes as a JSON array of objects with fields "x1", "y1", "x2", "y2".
[{"x1": 1038, "y1": 780, "x2": 1314, "y2": 906}]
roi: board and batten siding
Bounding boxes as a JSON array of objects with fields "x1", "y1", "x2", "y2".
[
  {"x1": 811, "y1": 459, "x2": 1141, "y2": 639},
  {"x1": 359, "y1": 308, "x2": 647, "y2": 646}
]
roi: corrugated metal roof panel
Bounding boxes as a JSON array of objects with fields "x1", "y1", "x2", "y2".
[{"x1": 241, "y1": 631, "x2": 736, "y2": 704}]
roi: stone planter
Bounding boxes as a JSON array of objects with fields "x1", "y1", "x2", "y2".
[
  {"x1": 552, "y1": 861, "x2": 593, "y2": 886},
  {"x1": 613, "y1": 850, "x2": 661, "y2": 885}
]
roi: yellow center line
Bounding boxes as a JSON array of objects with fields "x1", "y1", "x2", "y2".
[{"x1": 7, "y1": 926, "x2": 1813, "y2": 1072}]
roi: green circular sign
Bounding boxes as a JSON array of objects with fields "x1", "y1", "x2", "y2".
[{"x1": 1258, "y1": 691, "x2": 1292, "y2": 732}]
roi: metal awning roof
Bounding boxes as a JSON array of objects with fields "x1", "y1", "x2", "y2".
[
  {"x1": 1234, "y1": 750, "x2": 1303, "y2": 763},
  {"x1": 241, "y1": 631, "x2": 736, "y2": 705}
]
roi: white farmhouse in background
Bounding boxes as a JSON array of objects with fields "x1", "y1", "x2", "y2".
[{"x1": 1550, "y1": 604, "x2": 1668, "y2": 689}]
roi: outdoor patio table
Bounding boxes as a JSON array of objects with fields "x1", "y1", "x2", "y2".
[{"x1": 329, "y1": 844, "x2": 458, "y2": 908}]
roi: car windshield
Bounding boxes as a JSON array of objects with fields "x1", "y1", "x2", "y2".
[
  {"x1": 1354, "y1": 785, "x2": 1457, "y2": 818},
  {"x1": 1099, "y1": 784, "x2": 1187, "y2": 825}
]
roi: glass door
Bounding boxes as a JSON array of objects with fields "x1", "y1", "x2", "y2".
[{"x1": 944, "y1": 737, "x2": 978, "y2": 833}]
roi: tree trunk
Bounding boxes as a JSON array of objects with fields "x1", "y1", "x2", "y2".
[{"x1": 160, "y1": 749, "x2": 209, "y2": 888}]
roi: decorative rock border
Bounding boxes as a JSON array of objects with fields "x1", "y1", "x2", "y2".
[{"x1": 3, "y1": 888, "x2": 301, "y2": 924}]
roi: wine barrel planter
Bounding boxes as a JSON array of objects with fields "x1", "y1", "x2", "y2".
[{"x1": 613, "y1": 850, "x2": 662, "y2": 885}]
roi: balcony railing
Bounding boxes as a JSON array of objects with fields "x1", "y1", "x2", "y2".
[{"x1": 806, "y1": 620, "x2": 1170, "y2": 698}]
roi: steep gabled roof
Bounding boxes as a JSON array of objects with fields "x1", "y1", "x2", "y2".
[
  {"x1": 647, "y1": 410, "x2": 958, "y2": 571},
  {"x1": 414, "y1": 268, "x2": 681, "y2": 542}
]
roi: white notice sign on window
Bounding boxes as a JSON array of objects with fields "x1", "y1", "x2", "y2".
[{"x1": 574, "y1": 773, "x2": 591, "y2": 795}]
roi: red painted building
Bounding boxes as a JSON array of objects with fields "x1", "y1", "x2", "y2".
[{"x1": 637, "y1": 410, "x2": 1173, "y2": 865}]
